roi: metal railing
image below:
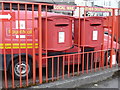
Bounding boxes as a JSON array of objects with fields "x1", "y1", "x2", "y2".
[{"x1": 0, "y1": 1, "x2": 119, "y2": 89}]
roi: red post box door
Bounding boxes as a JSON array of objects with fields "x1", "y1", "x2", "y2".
[{"x1": 42, "y1": 16, "x2": 73, "y2": 51}]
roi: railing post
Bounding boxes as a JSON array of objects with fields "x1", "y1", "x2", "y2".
[
  {"x1": 110, "y1": 9, "x2": 115, "y2": 68},
  {"x1": 38, "y1": 4, "x2": 42, "y2": 84}
]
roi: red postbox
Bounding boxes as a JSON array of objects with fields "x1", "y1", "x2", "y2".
[
  {"x1": 41, "y1": 12, "x2": 74, "y2": 51},
  {"x1": 74, "y1": 17, "x2": 104, "y2": 48}
]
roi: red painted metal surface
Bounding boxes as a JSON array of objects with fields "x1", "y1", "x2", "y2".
[
  {"x1": 41, "y1": 12, "x2": 73, "y2": 51},
  {"x1": 74, "y1": 16, "x2": 104, "y2": 48}
]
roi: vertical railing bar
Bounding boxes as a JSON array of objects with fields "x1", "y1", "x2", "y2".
[
  {"x1": 106, "y1": 14, "x2": 111, "y2": 68},
  {"x1": 86, "y1": 53, "x2": 88, "y2": 74},
  {"x1": 118, "y1": 9, "x2": 120, "y2": 66},
  {"x1": 25, "y1": 4, "x2": 29, "y2": 86},
  {"x1": 82, "y1": 7, "x2": 86, "y2": 74},
  {"x1": 115, "y1": 9, "x2": 119, "y2": 66},
  {"x1": 57, "y1": 56, "x2": 59, "y2": 80},
  {"x1": 38, "y1": 4, "x2": 42, "y2": 84},
  {"x1": 102, "y1": 51, "x2": 105, "y2": 70},
  {"x1": 98, "y1": 52, "x2": 100, "y2": 71},
  {"x1": 73, "y1": 55, "x2": 75, "y2": 76},
  {"x1": 107, "y1": 11, "x2": 112, "y2": 67},
  {"x1": 45, "y1": 5, "x2": 48, "y2": 83},
  {"x1": 98, "y1": 51, "x2": 102, "y2": 70},
  {"x1": 62, "y1": 56, "x2": 65, "y2": 80},
  {"x1": 91, "y1": 52, "x2": 93, "y2": 72},
  {"x1": 52, "y1": 57, "x2": 54, "y2": 81},
  {"x1": 107, "y1": 12, "x2": 112, "y2": 68},
  {"x1": 106, "y1": 50, "x2": 108, "y2": 68},
  {"x1": 94, "y1": 52, "x2": 97, "y2": 72},
  {"x1": 98, "y1": 52, "x2": 101, "y2": 70},
  {"x1": 68, "y1": 55, "x2": 70, "y2": 78},
  {"x1": 77, "y1": 54, "x2": 80, "y2": 75},
  {"x1": 117, "y1": 9, "x2": 119, "y2": 66},
  {"x1": 101, "y1": 13, "x2": 105, "y2": 70},
  {"x1": 32, "y1": 4, "x2": 36, "y2": 84},
  {"x1": 18, "y1": 3, "x2": 22, "y2": 87},
  {"x1": 10, "y1": 3, "x2": 15, "y2": 88},
  {"x1": 2, "y1": 2, "x2": 8, "y2": 89},
  {"x1": 110, "y1": 9, "x2": 115, "y2": 68},
  {"x1": 77, "y1": 7, "x2": 81, "y2": 75}
]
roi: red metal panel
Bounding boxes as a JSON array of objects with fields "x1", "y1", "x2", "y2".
[
  {"x1": 74, "y1": 17, "x2": 104, "y2": 48},
  {"x1": 42, "y1": 13, "x2": 73, "y2": 51}
]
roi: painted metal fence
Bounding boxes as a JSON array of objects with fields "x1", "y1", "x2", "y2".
[{"x1": 0, "y1": 1, "x2": 120, "y2": 89}]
